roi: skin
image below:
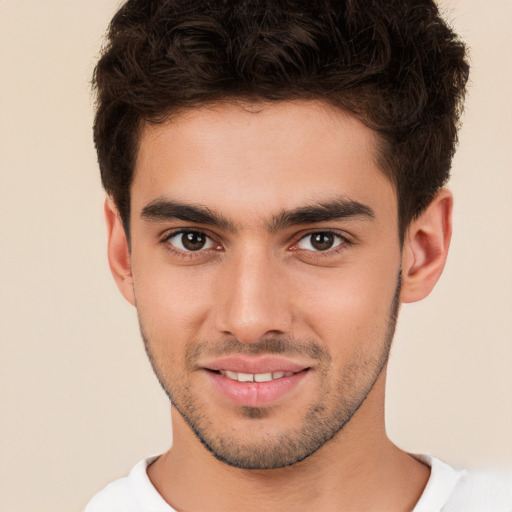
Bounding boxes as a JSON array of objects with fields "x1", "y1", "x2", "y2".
[{"x1": 106, "y1": 100, "x2": 452, "y2": 511}]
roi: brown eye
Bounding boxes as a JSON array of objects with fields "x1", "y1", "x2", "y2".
[
  {"x1": 297, "y1": 232, "x2": 343, "y2": 252},
  {"x1": 167, "y1": 231, "x2": 215, "y2": 252}
]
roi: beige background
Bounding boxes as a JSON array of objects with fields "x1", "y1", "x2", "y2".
[{"x1": 0, "y1": 1, "x2": 510, "y2": 511}]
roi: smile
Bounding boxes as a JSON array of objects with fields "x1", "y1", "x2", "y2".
[
  {"x1": 206, "y1": 368, "x2": 310, "y2": 408},
  {"x1": 219, "y1": 370, "x2": 295, "y2": 382}
]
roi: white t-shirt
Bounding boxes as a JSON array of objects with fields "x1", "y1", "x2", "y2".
[{"x1": 85, "y1": 454, "x2": 512, "y2": 512}]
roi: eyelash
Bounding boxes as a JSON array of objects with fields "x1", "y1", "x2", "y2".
[
  {"x1": 160, "y1": 229, "x2": 351, "y2": 260},
  {"x1": 292, "y1": 231, "x2": 351, "y2": 260},
  {"x1": 160, "y1": 229, "x2": 221, "y2": 260}
]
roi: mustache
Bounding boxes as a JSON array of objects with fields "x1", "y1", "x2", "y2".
[{"x1": 185, "y1": 336, "x2": 331, "y2": 370}]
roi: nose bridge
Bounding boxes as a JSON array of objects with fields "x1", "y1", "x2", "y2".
[{"x1": 214, "y1": 242, "x2": 291, "y2": 343}]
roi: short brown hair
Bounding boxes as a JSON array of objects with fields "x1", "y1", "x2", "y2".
[{"x1": 92, "y1": 0, "x2": 469, "y2": 239}]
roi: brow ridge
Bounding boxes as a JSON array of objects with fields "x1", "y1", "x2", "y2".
[
  {"x1": 268, "y1": 198, "x2": 375, "y2": 232},
  {"x1": 140, "y1": 196, "x2": 375, "y2": 233},
  {"x1": 141, "y1": 199, "x2": 236, "y2": 232}
]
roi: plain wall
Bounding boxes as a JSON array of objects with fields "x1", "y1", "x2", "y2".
[{"x1": 0, "y1": 1, "x2": 510, "y2": 511}]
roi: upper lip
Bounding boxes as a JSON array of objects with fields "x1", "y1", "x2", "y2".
[{"x1": 202, "y1": 356, "x2": 310, "y2": 374}]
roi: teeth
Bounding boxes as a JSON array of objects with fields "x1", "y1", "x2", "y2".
[
  {"x1": 254, "y1": 372, "x2": 273, "y2": 383},
  {"x1": 220, "y1": 370, "x2": 295, "y2": 382}
]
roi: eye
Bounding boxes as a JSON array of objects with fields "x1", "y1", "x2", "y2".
[
  {"x1": 165, "y1": 230, "x2": 217, "y2": 252},
  {"x1": 296, "y1": 232, "x2": 344, "y2": 252}
]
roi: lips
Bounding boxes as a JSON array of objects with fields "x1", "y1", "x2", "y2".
[
  {"x1": 202, "y1": 356, "x2": 311, "y2": 408},
  {"x1": 220, "y1": 370, "x2": 295, "y2": 382},
  {"x1": 204, "y1": 356, "x2": 308, "y2": 375}
]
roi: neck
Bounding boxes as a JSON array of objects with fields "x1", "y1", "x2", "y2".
[{"x1": 148, "y1": 372, "x2": 430, "y2": 512}]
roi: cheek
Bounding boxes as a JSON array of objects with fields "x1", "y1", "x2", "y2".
[
  {"x1": 131, "y1": 255, "x2": 217, "y2": 342},
  {"x1": 293, "y1": 258, "x2": 400, "y2": 356}
]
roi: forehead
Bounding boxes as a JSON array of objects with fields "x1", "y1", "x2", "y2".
[{"x1": 132, "y1": 100, "x2": 396, "y2": 224}]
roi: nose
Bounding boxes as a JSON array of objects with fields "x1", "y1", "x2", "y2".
[{"x1": 213, "y1": 246, "x2": 292, "y2": 343}]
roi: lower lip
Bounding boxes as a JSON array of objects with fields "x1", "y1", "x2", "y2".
[{"x1": 205, "y1": 370, "x2": 309, "y2": 408}]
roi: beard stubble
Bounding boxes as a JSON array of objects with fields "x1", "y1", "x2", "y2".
[{"x1": 139, "y1": 273, "x2": 402, "y2": 470}]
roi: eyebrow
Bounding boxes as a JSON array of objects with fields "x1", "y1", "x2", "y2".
[
  {"x1": 141, "y1": 199, "x2": 237, "y2": 231},
  {"x1": 140, "y1": 196, "x2": 375, "y2": 232},
  {"x1": 269, "y1": 198, "x2": 375, "y2": 232}
]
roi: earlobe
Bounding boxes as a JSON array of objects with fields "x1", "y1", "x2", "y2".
[
  {"x1": 400, "y1": 188, "x2": 453, "y2": 303},
  {"x1": 105, "y1": 198, "x2": 135, "y2": 306}
]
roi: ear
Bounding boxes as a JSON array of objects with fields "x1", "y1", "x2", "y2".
[
  {"x1": 400, "y1": 188, "x2": 453, "y2": 303},
  {"x1": 104, "y1": 197, "x2": 135, "y2": 306}
]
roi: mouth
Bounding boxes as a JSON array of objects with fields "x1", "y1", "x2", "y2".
[
  {"x1": 202, "y1": 357, "x2": 312, "y2": 408},
  {"x1": 217, "y1": 370, "x2": 296, "y2": 383}
]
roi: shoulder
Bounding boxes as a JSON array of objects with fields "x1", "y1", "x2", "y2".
[
  {"x1": 446, "y1": 468, "x2": 512, "y2": 511},
  {"x1": 85, "y1": 474, "x2": 139, "y2": 512},
  {"x1": 84, "y1": 457, "x2": 175, "y2": 512},
  {"x1": 413, "y1": 454, "x2": 512, "y2": 512}
]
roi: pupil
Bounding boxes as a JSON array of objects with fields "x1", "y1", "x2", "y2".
[
  {"x1": 182, "y1": 232, "x2": 206, "y2": 251},
  {"x1": 311, "y1": 233, "x2": 334, "y2": 251}
]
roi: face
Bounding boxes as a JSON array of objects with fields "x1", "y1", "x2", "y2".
[{"x1": 127, "y1": 101, "x2": 402, "y2": 469}]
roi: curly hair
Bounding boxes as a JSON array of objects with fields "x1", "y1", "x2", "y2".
[{"x1": 92, "y1": 0, "x2": 469, "y2": 239}]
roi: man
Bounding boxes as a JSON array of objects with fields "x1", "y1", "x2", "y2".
[{"x1": 85, "y1": 0, "x2": 511, "y2": 510}]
